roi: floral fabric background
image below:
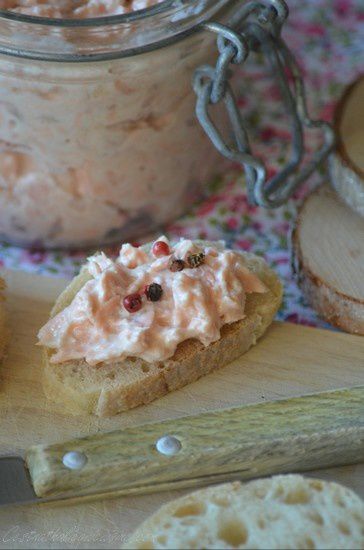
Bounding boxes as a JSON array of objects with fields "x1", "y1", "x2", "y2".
[{"x1": 1, "y1": 0, "x2": 363, "y2": 329}]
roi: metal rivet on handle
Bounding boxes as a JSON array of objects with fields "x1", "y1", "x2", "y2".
[
  {"x1": 155, "y1": 435, "x2": 182, "y2": 456},
  {"x1": 62, "y1": 451, "x2": 87, "y2": 470}
]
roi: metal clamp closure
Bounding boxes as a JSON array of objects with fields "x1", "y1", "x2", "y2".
[{"x1": 193, "y1": 0, "x2": 335, "y2": 208}]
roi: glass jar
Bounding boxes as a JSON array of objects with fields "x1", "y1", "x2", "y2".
[{"x1": 0, "y1": 0, "x2": 334, "y2": 248}]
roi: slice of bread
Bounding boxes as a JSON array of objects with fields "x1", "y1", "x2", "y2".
[
  {"x1": 126, "y1": 474, "x2": 364, "y2": 549},
  {"x1": 41, "y1": 243, "x2": 282, "y2": 417}
]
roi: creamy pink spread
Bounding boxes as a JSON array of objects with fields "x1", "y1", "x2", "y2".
[
  {"x1": 2, "y1": 1, "x2": 164, "y2": 18},
  {"x1": 0, "y1": 3, "x2": 223, "y2": 248},
  {"x1": 38, "y1": 238, "x2": 267, "y2": 365}
]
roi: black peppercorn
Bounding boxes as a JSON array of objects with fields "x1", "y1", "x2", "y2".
[
  {"x1": 169, "y1": 257, "x2": 185, "y2": 272},
  {"x1": 144, "y1": 283, "x2": 163, "y2": 302}
]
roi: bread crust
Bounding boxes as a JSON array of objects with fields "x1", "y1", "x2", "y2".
[{"x1": 42, "y1": 248, "x2": 282, "y2": 417}]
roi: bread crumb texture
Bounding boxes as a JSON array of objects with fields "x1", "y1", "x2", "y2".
[{"x1": 127, "y1": 475, "x2": 364, "y2": 549}]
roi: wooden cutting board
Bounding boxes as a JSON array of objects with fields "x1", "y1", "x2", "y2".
[{"x1": 0, "y1": 269, "x2": 363, "y2": 549}]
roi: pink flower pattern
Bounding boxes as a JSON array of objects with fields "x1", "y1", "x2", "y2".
[{"x1": 1, "y1": 0, "x2": 363, "y2": 329}]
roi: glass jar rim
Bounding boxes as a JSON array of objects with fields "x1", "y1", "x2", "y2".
[
  {"x1": 0, "y1": 0, "x2": 175, "y2": 28},
  {"x1": 0, "y1": 0, "x2": 229, "y2": 61}
]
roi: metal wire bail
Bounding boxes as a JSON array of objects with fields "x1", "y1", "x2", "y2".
[{"x1": 193, "y1": 0, "x2": 335, "y2": 208}]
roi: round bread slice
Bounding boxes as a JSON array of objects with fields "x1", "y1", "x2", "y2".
[
  {"x1": 41, "y1": 244, "x2": 282, "y2": 417},
  {"x1": 126, "y1": 474, "x2": 364, "y2": 549}
]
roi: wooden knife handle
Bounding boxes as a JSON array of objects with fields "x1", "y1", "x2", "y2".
[{"x1": 26, "y1": 386, "x2": 364, "y2": 500}]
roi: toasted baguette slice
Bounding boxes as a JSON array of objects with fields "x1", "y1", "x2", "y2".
[
  {"x1": 126, "y1": 474, "x2": 364, "y2": 550},
  {"x1": 42, "y1": 244, "x2": 282, "y2": 417}
]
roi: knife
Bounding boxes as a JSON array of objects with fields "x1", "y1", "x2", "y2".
[{"x1": 1, "y1": 386, "x2": 363, "y2": 507}]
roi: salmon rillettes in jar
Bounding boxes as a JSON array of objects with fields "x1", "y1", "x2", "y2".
[{"x1": 0, "y1": 0, "x2": 334, "y2": 248}]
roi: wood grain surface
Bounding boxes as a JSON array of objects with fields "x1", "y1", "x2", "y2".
[
  {"x1": 330, "y1": 77, "x2": 364, "y2": 219},
  {"x1": 0, "y1": 269, "x2": 364, "y2": 549},
  {"x1": 292, "y1": 185, "x2": 364, "y2": 334},
  {"x1": 336, "y1": 76, "x2": 364, "y2": 173},
  {"x1": 26, "y1": 387, "x2": 364, "y2": 500}
]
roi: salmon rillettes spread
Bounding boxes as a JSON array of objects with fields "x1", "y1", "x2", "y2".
[
  {"x1": 0, "y1": 1, "x2": 224, "y2": 247},
  {"x1": 2, "y1": 0, "x2": 164, "y2": 17},
  {"x1": 38, "y1": 238, "x2": 268, "y2": 365}
]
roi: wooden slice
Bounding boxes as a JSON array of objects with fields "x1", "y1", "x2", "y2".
[
  {"x1": 0, "y1": 277, "x2": 6, "y2": 360},
  {"x1": 329, "y1": 76, "x2": 364, "y2": 217},
  {"x1": 292, "y1": 185, "x2": 364, "y2": 334}
]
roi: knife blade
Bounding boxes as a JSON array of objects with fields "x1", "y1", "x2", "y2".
[
  {"x1": 1, "y1": 386, "x2": 363, "y2": 507},
  {"x1": 0, "y1": 457, "x2": 38, "y2": 506}
]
